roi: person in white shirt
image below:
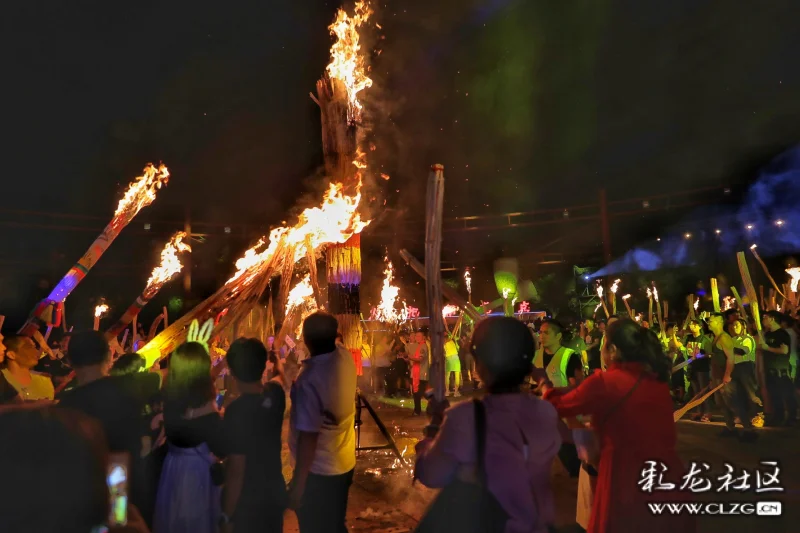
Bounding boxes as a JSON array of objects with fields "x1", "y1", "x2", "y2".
[{"x1": 288, "y1": 312, "x2": 357, "y2": 533}]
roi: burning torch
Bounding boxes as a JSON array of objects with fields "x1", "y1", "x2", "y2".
[
  {"x1": 621, "y1": 294, "x2": 632, "y2": 316},
  {"x1": 94, "y1": 303, "x2": 110, "y2": 331},
  {"x1": 610, "y1": 279, "x2": 621, "y2": 315},
  {"x1": 19, "y1": 164, "x2": 169, "y2": 336},
  {"x1": 464, "y1": 268, "x2": 472, "y2": 304},
  {"x1": 596, "y1": 283, "x2": 609, "y2": 318},
  {"x1": 105, "y1": 232, "x2": 190, "y2": 340}
]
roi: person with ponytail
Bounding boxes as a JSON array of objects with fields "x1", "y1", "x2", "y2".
[{"x1": 542, "y1": 319, "x2": 694, "y2": 533}]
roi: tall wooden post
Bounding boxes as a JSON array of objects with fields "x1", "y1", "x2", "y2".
[
  {"x1": 315, "y1": 71, "x2": 366, "y2": 374},
  {"x1": 426, "y1": 165, "x2": 446, "y2": 401}
]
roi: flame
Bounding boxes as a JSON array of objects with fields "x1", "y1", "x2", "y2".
[
  {"x1": 652, "y1": 285, "x2": 659, "y2": 302},
  {"x1": 596, "y1": 284, "x2": 603, "y2": 299},
  {"x1": 722, "y1": 296, "x2": 734, "y2": 311},
  {"x1": 786, "y1": 267, "x2": 800, "y2": 293},
  {"x1": 463, "y1": 269, "x2": 472, "y2": 294},
  {"x1": 610, "y1": 279, "x2": 621, "y2": 294},
  {"x1": 95, "y1": 304, "x2": 109, "y2": 318},
  {"x1": 114, "y1": 163, "x2": 169, "y2": 219},
  {"x1": 144, "y1": 232, "x2": 190, "y2": 297},
  {"x1": 285, "y1": 274, "x2": 316, "y2": 317},
  {"x1": 594, "y1": 303, "x2": 602, "y2": 312},
  {"x1": 227, "y1": 182, "x2": 368, "y2": 285},
  {"x1": 442, "y1": 304, "x2": 459, "y2": 317},
  {"x1": 326, "y1": 0, "x2": 374, "y2": 121},
  {"x1": 646, "y1": 288, "x2": 653, "y2": 299},
  {"x1": 372, "y1": 259, "x2": 404, "y2": 323},
  {"x1": 694, "y1": 298, "x2": 700, "y2": 310},
  {"x1": 502, "y1": 288, "x2": 511, "y2": 299},
  {"x1": 622, "y1": 294, "x2": 631, "y2": 300}
]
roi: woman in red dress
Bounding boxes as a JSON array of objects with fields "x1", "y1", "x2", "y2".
[{"x1": 543, "y1": 319, "x2": 695, "y2": 533}]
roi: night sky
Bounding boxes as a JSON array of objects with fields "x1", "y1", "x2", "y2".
[{"x1": 2, "y1": 1, "x2": 800, "y2": 327}]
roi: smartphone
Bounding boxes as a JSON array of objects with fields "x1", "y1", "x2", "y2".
[{"x1": 107, "y1": 452, "x2": 130, "y2": 526}]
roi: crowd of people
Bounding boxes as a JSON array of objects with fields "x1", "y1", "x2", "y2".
[
  {"x1": 1, "y1": 300, "x2": 797, "y2": 533},
  {"x1": 0, "y1": 312, "x2": 357, "y2": 533}
]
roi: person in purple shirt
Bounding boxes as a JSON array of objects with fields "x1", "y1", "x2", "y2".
[{"x1": 415, "y1": 317, "x2": 561, "y2": 533}]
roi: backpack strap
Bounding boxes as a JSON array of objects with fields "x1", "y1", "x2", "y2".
[{"x1": 473, "y1": 399, "x2": 488, "y2": 485}]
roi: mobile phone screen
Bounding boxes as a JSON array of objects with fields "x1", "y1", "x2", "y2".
[{"x1": 107, "y1": 452, "x2": 129, "y2": 526}]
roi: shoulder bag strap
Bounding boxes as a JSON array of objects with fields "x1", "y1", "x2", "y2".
[{"x1": 473, "y1": 399, "x2": 488, "y2": 485}]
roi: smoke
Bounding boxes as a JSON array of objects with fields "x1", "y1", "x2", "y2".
[{"x1": 593, "y1": 145, "x2": 800, "y2": 277}]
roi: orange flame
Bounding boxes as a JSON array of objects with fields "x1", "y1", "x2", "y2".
[
  {"x1": 144, "y1": 232, "x2": 191, "y2": 297},
  {"x1": 442, "y1": 304, "x2": 460, "y2": 317},
  {"x1": 786, "y1": 267, "x2": 800, "y2": 293},
  {"x1": 373, "y1": 259, "x2": 403, "y2": 323},
  {"x1": 227, "y1": 181, "x2": 368, "y2": 285},
  {"x1": 326, "y1": 0, "x2": 374, "y2": 121},
  {"x1": 94, "y1": 304, "x2": 109, "y2": 318},
  {"x1": 115, "y1": 163, "x2": 169, "y2": 218},
  {"x1": 285, "y1": 274, "x2": 316, "y2": 317},
  {"x1": 622, "y1": 294, "x2": 631, "y2": 300},
  {"x1": 610, "y1": 279, "x2": 621, "y2": 294}
]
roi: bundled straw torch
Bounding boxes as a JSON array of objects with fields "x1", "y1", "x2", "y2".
[
  {"x1": 106, "y1": 232, "x2": 190, "y2": 339},
  {"x1": 19, "y1": 164, "x2": 169, "y2": 335}
]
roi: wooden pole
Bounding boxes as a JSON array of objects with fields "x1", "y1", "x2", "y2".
[
  {"x1": 710, "y1": 278, "x2": 720, "y2": 312},
  {"x1": 737, "y1": 251, "x2": 770, "y2": 414},
  {"x1": 398, "y1": 250, "x2": 482, "y2": 322},
  {"x1": 622, "y1": 297, "x2": 632, "y2": 317},
  {"x1": 426, "y1": 164, "x2": 446, "y2": 402},
  {"x1": 749, "y1": 246, "x2": 786, "y2": 299},
  {"x1": 730, "y1": 287, "x2": 749, "y2": 322}
]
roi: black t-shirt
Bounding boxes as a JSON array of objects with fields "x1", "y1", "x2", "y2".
[
  {"x1": 682, "y1": 333, "x2": 711, "y2": 373},
  {"x1": 585, "y1": 329, "x2": 603, "y2": 370},
  {"x1": 764, "y1": 328, "x2": 792, "y2": 370},
  {"x1": 670, "y1": 351, "x2": 687, "y2": 389},
  {"x1": 164, "y1": 409, "x2": 227, "y2": 457},
  {"x1": 543, "y1": 348, "x2": 583, "y2": 381},
  {"x1": 57, "y1": 376, "x2": 146, "y2": 456},
  {"x1": 224, "y1": 382, "x2": 286, "y2": 512}
]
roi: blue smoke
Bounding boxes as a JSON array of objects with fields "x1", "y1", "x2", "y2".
[{"x1": 593, "y1": 145, "x2": 800, "y2": 277}]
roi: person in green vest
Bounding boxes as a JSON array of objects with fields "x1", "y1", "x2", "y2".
[
  {"x1": 444, "y1": 334, "x2": 462, "y2": 397},
  {"x1": 534, "y1": 319, "x2": 583, "y2": 388}
]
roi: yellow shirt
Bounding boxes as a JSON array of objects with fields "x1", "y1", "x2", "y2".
[{"x1": 1, "y1": 369, "x2": 54, "y2": 401}]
